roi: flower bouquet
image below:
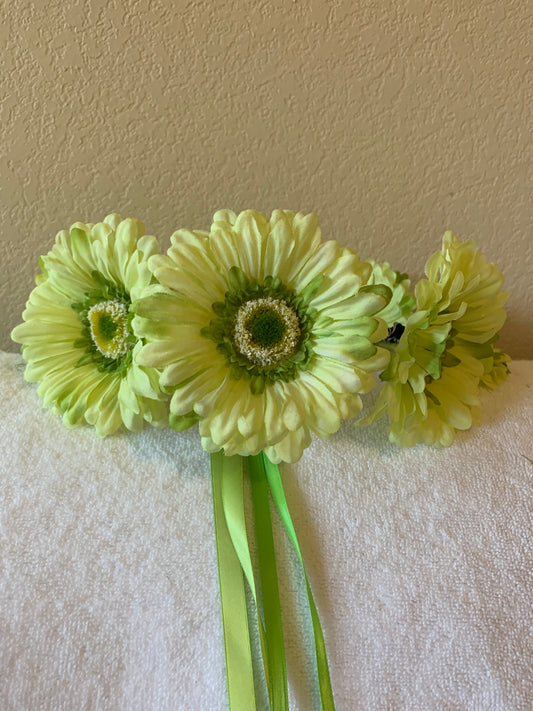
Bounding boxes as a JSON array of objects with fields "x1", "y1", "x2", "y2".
[{"x1": 12, "y1": 210, "x2": 509, "y2": 710}]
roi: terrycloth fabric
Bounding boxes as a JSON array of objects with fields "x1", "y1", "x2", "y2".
[{"x1": 0, "y1": 350, "x2": 532, "y2": 711}]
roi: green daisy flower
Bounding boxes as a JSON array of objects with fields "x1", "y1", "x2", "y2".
[
  {"x1": 134, "y1": 209, "x2": 390, "y2": 463},
  {"x1": 362, "y1": 231, "x2": 510, "y2": 447},
  {"x1": 11, "y1": 214, "x2": 168, "y2": 436}
]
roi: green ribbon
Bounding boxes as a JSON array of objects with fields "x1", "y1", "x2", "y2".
[
  {"x1": 260, "y1": 452, "x2": 336, "y2": 711},
  {"x1": 211, "y1": 453, "x2": 257, "y2": 711},
  {"x1": 211, "y1": 450, "x2": 336, "y2": 711},
  {"x1": 249, "y1": 454, "x2": 289, "y2": 710}
]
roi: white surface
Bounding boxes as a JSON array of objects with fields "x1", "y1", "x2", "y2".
[{"x1": 1, "y1": 351, "x2": 532, "y2": 711}]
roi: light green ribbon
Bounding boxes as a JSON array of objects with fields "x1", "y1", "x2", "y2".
[
  {"x1": 249, "y1": 454, "x2": 289, "y2": 710},
  {"x1": 211, "y1": 453, "x2": 257, "y2": 711},
  {"x1": 211, "y1": 450, "x2": 336, "y2": 711},
  {"x1": 260, "y1": 452, "x2": 336, "y2": 711}
]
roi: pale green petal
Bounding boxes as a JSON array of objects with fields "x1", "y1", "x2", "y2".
[
  {"x1": 321, "y1": 292, "x2": 386, "y2": 321},
  {"x1": 133, "y1": 291, "x2": 211, "y2": 325},
  {"x1": 309, "y1": 357, "x2": 364, "y2": 394},
  {"x1": 279, "y1": 381, "x2": 306, "y2": 431},
  {"x1": 202, "y1": 387, "x2": 244, "y2": 446},
  {"x1": 118, "y1": 375, "x2": 141, "y2": 416},
  {"x1": 355, "y1": 346, "x2": 390, "y2": 379},
  {"x1": 262, "y1": 214, "x2": 296, "y2": 282},
  {"x1": 24, "y1": 349, "x2": 81, "y2": 382},
  {"x1": 263, "y1": 384, "x2": 289, "y2": 444},
  {"x1": 127, "y1": 363, "x2": 160, "y2": 401},
  {"x1": 314, "y1": 316, "x2": 381, "y2": 340},
  {"x1": 136, "y1": 341, "x2": 181, "y2": 368},
  {"x1": 137, "y1": 234, "x2": 159, "y2": 259},
  {"x1": 56, "y1": 366, "x2": 110, "y2": 427},
  {"x1": 415, "y1": 279, "x2": 442, "y2": 310},
  {"x1": 90, "y1": 236, "x2": 118, "y2": 283},
  {"x1": 334, "y1": 392, "x2": 363, "y2": 421},
  {"x1": 160, "y1": 356, "x2": 212, "y2": 388},
  {"x1": 170, "y1": 365, "x2": 225, "y2": 416},
  {"x1": 13, "y1": 318, "x2": 80, "y2": 341},
  {"x1": 133, "y1": 319, "x2": 201, "y2": 343},
  {"x1": 69, "y1": 227, "x2": 98, "y2": 276},
  {"x1": 188, "y1": 373, "x2": 231, "y2": 418},
  {"x1": 366, "y1": 259, "x2": 415, "y2": 327},
  {"x1": 480, "y1": 349, "x2": 511, "y2": 390},
  {"x1": 265, "y1": 426, "x2": 312, "y2": 464},
  {"x1": 291, "y1": 240, "x2": 341, "y2": 293},
  {"x1": 119, "y1": 401, "x2": 144, "y2": 432},
  {"x1": 429, "y1": 381, "x2": 473, "y2": 430},
  {"x1": 310, "y1": 274, "x2": 361, "y2": 310},
  {"x1": 357, "y1": 387, "x2": 389, "y2": 426},
  {"x1": 297, "y1": 371, "x2": 340, "y2": 435},
  {"x1": 94, "y1": 399, "x2": 123, "y2": 437},
  {"x1": 123, "y1": 258, "x2": 145, "y2": 301},
  {"x1": 283, "y1": 212, "x2": 323, "y2": 284},
  {"x1": 212, "y1": 209, "x2": 237, "y2": 226},
  {"x1": 237, "y1": 389, "x2": 265, "y2": 438},
  {"x1": 84, "y1": 376, "x2": 119, "y2": 425},
  {"x1": 141, "y1": 336, "x2": 214, "y2": 370},
  {"x1": 102, "y1": 213, "x2": 122, "y2": 231},
  {"x1": 200, "y1": 436, "x2": 222, "y2": 453},
  {"x1": 231, "y1": 210, "x2": 269, "y2": 280},
  {"x1": 203, "y1": 224, "x2": 245, "y2": 278},
  {"x1": 314, "y1": 336, "x2": 377, "y2": 363},
  {"x1": 308, "y1": 253, "x2": 367, "y2": 309},
  {"x1": 167, "y1": 231, "x2": 226, "y2": 299}
]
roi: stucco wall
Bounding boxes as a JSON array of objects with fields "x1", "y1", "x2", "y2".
[{"x1": 2, "y1": 0, "x2": 531, "y2": 357}]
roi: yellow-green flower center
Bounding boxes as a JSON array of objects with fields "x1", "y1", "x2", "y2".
[
  {"x1": 87, "y1": 300, "x2": 131, "y2": 359},
  {"x1": 233, "y1": 297, "x2": 301, "y2": 367}
]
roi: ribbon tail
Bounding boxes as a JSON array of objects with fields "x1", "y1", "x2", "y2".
[
  {"x1": 218, "y1": 452, "x2": 272, "y2": 698},
  {"x1": 211, "y1": 452, "x2": 257, "y2": 711},
  {"x1": 249, "y1": 454, "x2": 289, "y2": 711},
  {"x1": 261, "y1": 452, "x2": 337, "y2": 711}
]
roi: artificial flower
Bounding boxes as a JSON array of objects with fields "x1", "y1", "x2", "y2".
[
  {"x1": 133, "y1": 209, "x2": 390, "y2": 463},
  {"x1": 366, "y1": 259, "x2": 415, "y2": 330},
  {"x1": 362, "y1": 231, "x2": 509, "y2": 447},
  {"x1": 11, "y1": 214, "x2": 168, "y2": 436}
]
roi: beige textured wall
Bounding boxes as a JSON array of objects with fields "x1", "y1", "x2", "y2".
[{"x1": 2, "y1": 1, "x2": 532, "y2": 357}]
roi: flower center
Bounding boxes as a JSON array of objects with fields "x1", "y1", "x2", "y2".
[
  {"x1": 87, "y1": 300, "x2": 131, "y2": 359},
  {"x1": 233, "y1": 297, "x2": 301, "y2": 367},
  {"x1": 201, "y1": 268, "x2": 316, "y2": 392}
]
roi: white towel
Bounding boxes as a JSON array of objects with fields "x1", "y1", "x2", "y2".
[{"x1": 1, "y1": 351, "x2": 532, "y2": 710}]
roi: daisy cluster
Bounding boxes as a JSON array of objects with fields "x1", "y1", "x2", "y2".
[
  {"x1": 365, "y1": 232, "x2": 509, "y2": 447},
  {"x1": 12, "y1": 211, "x2": 510, "y2": 460}
]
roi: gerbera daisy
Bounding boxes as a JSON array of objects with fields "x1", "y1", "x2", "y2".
[
  {"x1": 134, "y1": 209, "x2": 390, "y2": 463},
  {"x1": 11, "y1": 214, "x2": 168, "y2": 435},
  {"x1": 362, "y1": 231, "x2": 509, "y2": 447}
]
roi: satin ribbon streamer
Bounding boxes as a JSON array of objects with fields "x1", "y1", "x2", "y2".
[{"x1": 211, "y1": 451, "x2": 336, "y2": 711}]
